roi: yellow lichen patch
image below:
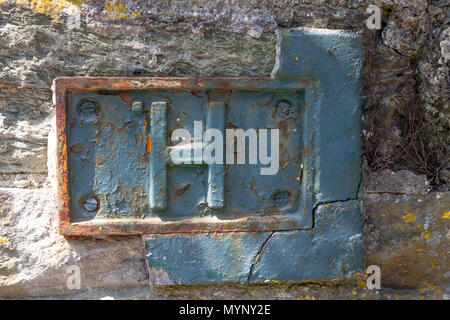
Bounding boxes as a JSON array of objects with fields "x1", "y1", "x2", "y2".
[
  {"x1": 421, "y1": 231, "x2": 430, "y2": 239},
  {"x1": 418, "y1": 281, "x2": 437, "y2": 294},
  {"x1": 441, "y1": 211, "x2": 450, "y2": 219},
  {"x1": 14, "y1": 0, "x2": 82, "y2": 23},
  {"x1": 433, "y1": 288, "x2": 444, "y2": 296},
  {"x1": 352, "y1": 288, "x2": 358, "y2": 295},
  {"x1": 296, "y1": 295, "x2": 316, "y2": 300},
  {"x1": 0, "y1": 236, "x2": 9, "y2": 243},
  {"x1": 357, "y1": 279, "x2": 366, "y2": 289},
  {"x1": 402, "y1": 213, "x2": 416, "y2": 223},
  {"x1": 131, "y1": 11, "x2": 140, "y2": 17},
  {"x1": 104, "y1": 0, "x2": 129, "y2": 20}
]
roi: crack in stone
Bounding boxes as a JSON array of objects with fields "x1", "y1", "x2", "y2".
[
  {"x1": 246, "y1": 196, "x2": 361, "y2": 282},
  {"x1": 247, "y1": 231, "x2": 275, "y2": 282}
]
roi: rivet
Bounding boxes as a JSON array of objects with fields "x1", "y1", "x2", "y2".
[
  {"x1": 276, "y1": 100, "x2": 292, "y2": 113},
  {"x1": 83, "y1": 196, "x2": 99, "y2": 212},
  {"x1": 132, "y1": 101, "x2": 144, "y2": 114},
  {"x1": 78, "y1": 101, "x2": 97, "y2": 115}
]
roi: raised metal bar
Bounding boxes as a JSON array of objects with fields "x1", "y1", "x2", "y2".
[
  {"x1": 206, "y1": 101, "x2": 226, "y2": 209},
  {"x1": 149, "y1": 101, "x2": 167, "y2": 210}
]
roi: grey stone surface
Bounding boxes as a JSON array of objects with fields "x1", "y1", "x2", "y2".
[
  {"x1": 0, "y1": 187, "x2": 149, "y2": 298},
  {"x1": 364, "y1": 169, "x2": 430, "y2": 195},
  {"x1": 0, "y1": 0, "x2": 448, "y2": 184},
  {"x1": 363, "y1": 191, "x2": 450, "y2": 290},
  {"x1": 0, "y1": 0, "x2": 448, "y2": 298}
]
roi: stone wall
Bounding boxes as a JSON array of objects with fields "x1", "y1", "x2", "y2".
[{"x1": 0, "y1": 0, "x2": 448, "y2": 299}]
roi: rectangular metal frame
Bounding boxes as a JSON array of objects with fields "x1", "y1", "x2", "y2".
[{"x1": 53, "y1": 76, "x2": 315, "y2": 236}]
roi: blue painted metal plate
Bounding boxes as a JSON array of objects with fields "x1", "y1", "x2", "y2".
[
  {"x1": 61, "y1": 80, "x2": 314, "y2": 234},
  {"x1": 68, "y1": 89, "x2": 305, "y2": 219}
]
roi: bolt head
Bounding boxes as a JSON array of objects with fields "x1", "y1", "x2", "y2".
[
  {"x1": 83, "y1": 196, "x2": 99, "y2": 212},
  {"x1": 132, "y1": 101, "x2": 144, "y2": 114},
  {"x1": 78, "y1": 100, "x2": 97, "y2": 116}
]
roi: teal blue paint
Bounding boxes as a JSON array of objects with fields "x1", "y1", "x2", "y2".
[
  {"x1": 149, "y1": 101, "x2": 168, "y2": 210},
  {"x1": 249, "y1": 200, "x2": 364, "y2": 281},
  {"x1": 274, "y1": 28, "x2": 363, "y2": 202},
  {"x1": 206, "y1": 101, "x2": 226, "y2": 209},
  {"x1": 143, "y1": 28, "x2": 364, "y2": 283},
  {"x1": 143, "y1": 232, "x2": 272, "y2": 284},
  {"x1": 67, "y1": 88, "x2": 308, "y2": 223},
  {"x1": 143, "y1": 200, "x2": 363, "y2": 284}
]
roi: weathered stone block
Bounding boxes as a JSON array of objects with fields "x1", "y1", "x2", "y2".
[{"x1": 364, "y1": 192, "x2": 450, "y2": 290}]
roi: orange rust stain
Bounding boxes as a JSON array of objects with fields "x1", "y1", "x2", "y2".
[
  {"x1": 118, "y1": 92, "x2": 132, "y2": 105},
  {"x1": 146, "y1": 134, "x2": 151, "y2": 153},
  {"x1": 175, "y1": 184, "x2": 191, "y2": 198}
]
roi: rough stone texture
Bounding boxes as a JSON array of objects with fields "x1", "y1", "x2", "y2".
[
  {"x1": 0, "y1": 0, "x2": 448, "y2": 184},
  {"x1": 364, "y1": 191, "x2": 450, "y2": 290},
  {"x1": 0, "y1": 0, "x2": 448, "y2": 299},
  {"x1": 0, "y1": 187, "x2": 149, "y2": 298},
  {"x1": 364, "y1": 169, "x2": 430, "y2": 195}
]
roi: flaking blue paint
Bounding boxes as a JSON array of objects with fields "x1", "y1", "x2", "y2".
[{"x1": 144, "y1": 200, "x2": 363, "y2": 284}]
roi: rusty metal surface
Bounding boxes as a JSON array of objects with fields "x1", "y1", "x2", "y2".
[{"x1": 53, "y1": 76, "x2": 315, "y2": 236}]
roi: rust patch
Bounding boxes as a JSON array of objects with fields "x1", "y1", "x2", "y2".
[
  {"x1": 118, "y1": 92, "x2": 132, "y2": 105},
  {"x1": 174, "y1": 184, "x2": 191, "y2": 199},
  {"x1": 227, "y1": 121, "x2": 240, "y2": 129},
  {"x1": 146, "y1": 134, "x2": 151, "y2": 153},
  {"x1": 69, "y1": 143, "x2": 85, "y2": 154}
]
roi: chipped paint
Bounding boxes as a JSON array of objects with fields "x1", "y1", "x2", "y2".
[{"x1": 53, "y1": 75, "x2": 315, "y2": 234}]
